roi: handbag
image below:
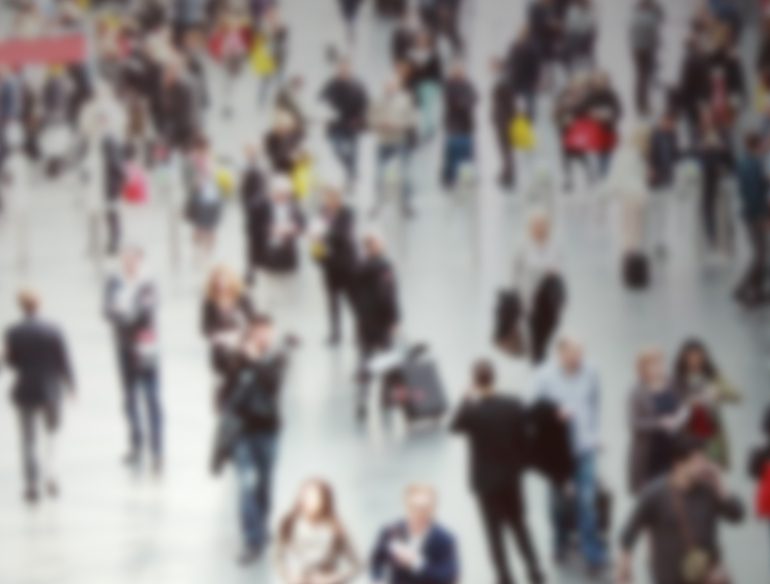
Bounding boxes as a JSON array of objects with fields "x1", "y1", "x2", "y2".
[
  {"x1": 509, "y1": 115, "x2": 537, "y2": 151},
  {"x1": 670, "y1": 487, "x2": 732, "y2": 584},
  {"x1": 250, "y1": 35, "x2": 277, "y2": 76}
]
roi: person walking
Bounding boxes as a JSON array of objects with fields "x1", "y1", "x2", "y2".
[
  {"x1": 451, "y1": 360, "x2": 545, "y2": 584},
  {"x1": 240, "y1": 144, "x2": 270, "y2": 287},
  {"x1": 320, "y1": 58, "x2": 369, "y2": 187},
  {"x1": 352, "y1": 233, "x2": 400, "y2": 419},
  {"x1": 505, "y1": 27, "x2": 541, "y2": 122},
  {"x1": 511, "y1": 212, "x2": 565, "y2": 364},
  {"x1": 531, "y1": 335, "x2": 608, "y2": 577},
  {"x1": 370, "y1": 484, "x2": 460, "y2": 584},
  {"x1": 629, "y1": 0, "x2": 664, "y2": 116},
  {"x1": 616, "y1": 436, "x2": 745, "y2": 584},
  {"x1": 275, "y1": 478, "x2": 362, "y2": 584},
  {"x1": 733, "y1": 132, "x2": 770, "y2": 307},
  {"x1": 628, "y1": 348, "x2": 687, "y2": 495},
  {"x1": 672, "y1": 339, "x2": 740, "y2": 468},
  {"x1": 213, "y1": 315, "x2": 296, "y2": 565},
  {"x1": 4, "y1": 289, "x2": 75, "y2": 503},
  {"x1": 369, "y1": 74, "x2": 418, "y2": 216},
  {"x1": 441, "y1": 61, "x2": 477, "y2": 189},
  {"x1": 491, "y1": 58, "x2": 516, "y2": 189},
  {"x1": 104, "y1": 245, "x2": 163, "y2": 473},
  {"x1": 313, "y1": 184, "x2": 358, "y2": 346}
]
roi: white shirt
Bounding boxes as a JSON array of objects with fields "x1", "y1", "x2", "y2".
[{"x1": 282, "y1": 518, "x2": 340, "y2": 577}]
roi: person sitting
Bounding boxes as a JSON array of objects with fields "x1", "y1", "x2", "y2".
[{"x1": 370, "y1": 483, "x2": 459, "y2": 584}]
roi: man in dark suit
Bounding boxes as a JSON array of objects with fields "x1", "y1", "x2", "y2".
[
  {"x1": 4, "y1": 289, "x2": 75, "y2": 503},
  {"x1": 353, "y1": 233, "x2": 400, "y2": 418},
  {"x1": 315, "y1": 184, "x2": 358, "y2": 345},
  {"x1": 370, "y1": 483, "x2": 459, "y2": 584},
  {"x1": 451, "y1": 360, "x2": 544, "y2": 584}
]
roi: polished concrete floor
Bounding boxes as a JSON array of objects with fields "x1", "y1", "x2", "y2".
[{"x1": 1, "y1": 1, "x2": 769, "y2": 583}]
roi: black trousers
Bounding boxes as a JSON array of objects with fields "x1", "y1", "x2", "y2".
[
  {"x1": 477, "y1": 487, "x2": 542, "y2": 584},
  {"x1": 529, "y1": 310, "x2": 559, "y2": 365},
  {"x1": 495, "y1": 122, "x2": 515, "y2": 187},
  {"x1": 323, "y1": 270, "x2": 355, "y2": 339},
  {"x1": 633, "y1": 49, "x2": 656, "y2": 116}
]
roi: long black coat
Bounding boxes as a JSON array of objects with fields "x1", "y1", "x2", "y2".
[
  {"x1": 320, "y1": 206, "x2": 357, "y2": 278},
  {"x1": 353, "y1": 255, "x2": 400, "y2": 346}
]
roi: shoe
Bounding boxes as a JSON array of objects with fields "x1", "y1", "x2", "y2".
[
  {"x1": 122, "y1": 451, "x2": 141, "y2": 467},
  {"x1": 24, "y1": 487, "x2": 39, "y2": 505},
  {"x1": 237, "y1": 545, "x2": 264, "y2": 566},
  {"x1": 46, "y1": 480, "x2": 59, "y2": 498}
]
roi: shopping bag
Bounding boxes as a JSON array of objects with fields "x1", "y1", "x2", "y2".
[
  {"x1": 250, "y1": 36, "x2": 276, "y2": 76},
  {"x1": 214, "y1": 167, "x2": 235, "y2": 197},
  {"x1": 509, "y1": 115, "x2": 536, "y2": 151},
  {"x1": 291, "y1": 156, "x2": 314, "y2": 200}
]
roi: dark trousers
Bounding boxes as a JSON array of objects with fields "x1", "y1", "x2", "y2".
[
  {"x1": 118, "y1": 351, "x2": 163, "y2": 460},
  {"x1": 529, "y1": 309, "x2": 559, "y2": 365},
  {"x1": 736, "y1": 220, "x2": 768, "y2": 301},
  {"x1": 561, "y1": 147, "x2": 593, "y2": 190},
  {"x1": 234, "y1": 431, "x2": 278, "y2": 548},
  {"x1": 106, "y1": 205, "x2": 121, "y2": 255},
  {"x1": 478, "y1": 486, "x2": 543, "y2": 584},
  {"x1": 495, "y1": 122, "x2": 515, "y2": 187},
  {"x1": 633, "y1": 49, "x2": 656, "y2": 115},
  {"x1": 17, "y1": 402, "x2": 60, "y2": 492},
  {"x1": 323, "y1": 270, "x2": 355, "y2": 340}
]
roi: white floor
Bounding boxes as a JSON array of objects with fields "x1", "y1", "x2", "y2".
[{"x1": 0, "y1": 1, "x2": 769, "y2": 583}]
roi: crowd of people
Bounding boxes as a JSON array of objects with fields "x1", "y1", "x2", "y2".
[{"x1": 2, "y1": 0, "x2": 770, "y2": 583}]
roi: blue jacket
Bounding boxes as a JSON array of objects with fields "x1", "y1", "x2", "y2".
[
  {"x1": 736, "y1": 154, "x2": 769, "y2": 222},
  {"x1": 370, "y1": 522, "x2": 459, "y2": 584}
]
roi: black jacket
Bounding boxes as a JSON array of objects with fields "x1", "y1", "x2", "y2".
[
  {"x1": 320, "y1": 206, "x2": 357, "y2": 277},
  {"x1": 354, "y1": 255, "x2": 400, "y2": 345},
  {"x1": 491, "y1": 77, "x2": 516, "y2": 128},
  {"x1": 5, "y1": 317, "x2": 75, "y2": 407},
  {"x1": 264, "y1": 129, "x2": 303, "y2": 173},
  {"x1": 525, "y1": 399, "x2": 574, "y2": 486},
  {"x1": 102, "y1": 136, "x2": 125, "y2": 202},
  {"x1": 506, "y1": 37, "x2": 541, "y2": 92},
  {"x1": 320, "y1": 77, "x2": 369, "y2": 135},
  {"x1": 443, "y1": 78, "x2": 477, "y2": 134},
  {"x1": 451, "y1": 394, "x2": 529, "y2": 493},
  {"x1": 241, "y1": 165, "x2": 271, "y2": 266}
]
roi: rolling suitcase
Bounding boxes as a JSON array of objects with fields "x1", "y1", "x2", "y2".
[
  {"x1": 396, "y1": 350, "x2": 448, "y2": 422},
  {"x1": 623, "y1": 252, "x2": 649, "y2": 290}
]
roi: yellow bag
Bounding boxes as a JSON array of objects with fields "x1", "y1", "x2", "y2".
[
  {"x1": 509, "y1": 115, "x2": 537, "y2": 151},
  {"x1": 756, "y1": 83, "x2": 769, "y2": 113},
  {"x1": 214, "y1": 167, "x2": 235, "y2": 197},
  {"x1": 291, "y1": 157, "x2": 314, "y2": 200},
  {"x1": 250, "y1": 37, "x2": 276, "y2": 77}
]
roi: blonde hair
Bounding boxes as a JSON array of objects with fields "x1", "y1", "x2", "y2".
[
  {"x1": 636, "y1": 347, "x2": 664, "y2": 378},
  {"x1": 205, "y1": 265, "x2": 244, "y2": 304}
]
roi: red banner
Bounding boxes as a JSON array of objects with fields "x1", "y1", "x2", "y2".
[{"x1": 0, "y1": 34, "x2": 87, "y2": 67}]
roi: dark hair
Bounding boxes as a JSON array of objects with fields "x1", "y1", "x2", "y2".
[
  {"x1": 670, "y1": 434, "x2": 705, "y2": 466},
  {"x1": 673, "y1": 339, "x2": 718, "y2": 387},
  {"x1": 279, "y1": 478, "x2": 345, "y2": 545},
  {"x1": 473, "y1": 359, "x2": 495, "y2": 388}
]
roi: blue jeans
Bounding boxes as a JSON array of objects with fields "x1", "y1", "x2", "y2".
[
  {"x1": 328, "y1": 130, "x2": 359, "y2": 180},
  {"x1": 550, "y1": 453, "x2": 606, "y2": 569},
  {"x1": 234, "y1": 432, "x2": 279, "y2": 549},
  {"x1": 376, "y1": 142, "x2": 413, "y2": 208},
  {"x1": 442, "y1": 133, "x2": 474, "y2": 187},
  {"x1": 118, "y1": 352, "x2": 163, "y2": 459}
]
